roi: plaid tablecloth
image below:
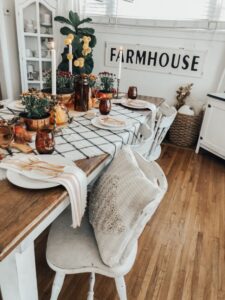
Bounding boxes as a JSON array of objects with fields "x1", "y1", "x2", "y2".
[{"x1": 0, "y1": 103, "x2": 148, "y2": 161}]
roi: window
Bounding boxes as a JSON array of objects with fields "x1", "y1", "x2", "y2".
[{"x1": 83, "y1": 0, "x2": 225, "y2": 29}]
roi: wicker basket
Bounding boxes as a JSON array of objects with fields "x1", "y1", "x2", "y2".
[{"x1": 169, "y1": 112, "x2": 203, "y2": 147}]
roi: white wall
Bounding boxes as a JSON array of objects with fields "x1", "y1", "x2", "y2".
[
  {"x1": 92, "y1": 24, "x2": 225, "y2": 105},
  {"x1": 1, "y1": 0, "x2": 225, "y2": 105},
  {"x1": 1, "y1": 0, "x2": 21, "y2": 99}
]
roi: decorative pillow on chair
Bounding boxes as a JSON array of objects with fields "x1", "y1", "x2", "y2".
[{"x1": 89, "y1": 146, "x2": 163, "y2": 267}]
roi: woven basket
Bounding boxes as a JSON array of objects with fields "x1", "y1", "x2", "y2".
[{"x1": 169, "y1": 112, "x2": 203, "y2": 147}]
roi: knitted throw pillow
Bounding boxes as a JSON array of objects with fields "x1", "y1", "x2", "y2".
[{"x1": 89, "y1": 146, "x2": 162, "y2": 267}]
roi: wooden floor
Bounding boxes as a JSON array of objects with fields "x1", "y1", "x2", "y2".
[{"x1": 29, "y1": 145, "x2": 225, "y2": 299}]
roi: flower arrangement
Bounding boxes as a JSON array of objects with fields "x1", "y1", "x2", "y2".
[
  {"x1": 43, "y1": 70, "x2": 75, "y2": 93},
  {"x1": 176, "y1": 83, "x2": 193, "y2": 109},
  {"x1": 21, "y1": 90, "x2": 51, "y2": 119},
  {"x1": 98, "y1": 72, "x2": 116, "y2": 92},
  {"x1": 54, "y1": 11, "x2": 96, "y2": 75},
  {"x1": 88, "y1": 74, "x2": 98, "y2": 88}
]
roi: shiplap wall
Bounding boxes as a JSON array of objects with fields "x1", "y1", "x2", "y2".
[
  {"x1": 92, "y1": 24, "x2": 225, "y2": 105},
  {"x1": 2, "y1": 0, "x2": 225, "y2": 104}
]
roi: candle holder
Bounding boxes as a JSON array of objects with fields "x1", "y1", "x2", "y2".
[
  {"x1": 115, "y1": 78, "x2": 123, "y2": 99},
  {"x1": 51, "y1": 95, "x2": 57, "y2": 130}
]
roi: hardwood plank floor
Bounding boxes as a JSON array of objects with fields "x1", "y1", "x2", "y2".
[{"x1": 6, "y1": 145, "x2": 225, "y2": 300}]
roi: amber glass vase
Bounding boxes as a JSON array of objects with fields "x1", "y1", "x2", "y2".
[
  {"x1": 35, "y1": 129, "x2": 55, "y2": 154},
  {"x1": 74, "y1": 75, "x2": 89, "y2": 112}
]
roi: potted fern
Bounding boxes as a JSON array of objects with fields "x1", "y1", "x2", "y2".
[{"x1": 20, "y1": 91, "x2": 51, "y2": 131}]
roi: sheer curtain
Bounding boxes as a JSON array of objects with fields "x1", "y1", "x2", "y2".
[
  {"x1": 55, "y1": 0, "x2": 81, "y2": 64},
  {"x1": 84, "y1": 0, "x2": 225, "y2": 29}
]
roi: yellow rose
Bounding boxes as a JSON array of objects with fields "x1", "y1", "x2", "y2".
[
  {"x1": 82, "y1": 36, "x2": 89, "y2": 42},
  {"x1": 86, "y1": 47, "x2": 91, "y2": 54},
  {"x1": 64, "y1": 38, "x2": 72, "y2": 45},
  {"x1": 87, "y1": 36, "x2": 91, "y2": 42},
  {"x1": 77, "y1": 57, "x2": 84, "y2": 63},
  {"x1": 67, "y1": 33, "x2": 74, "y2": 41},
  {"x1": 82, "y1": 50, "x2": 87, "y2": 56},
  {"x1": 74, "y1": 60, "x2": 80, "y2": 67},
  {"x1": 67, "y1": 53, "x2": 73, "y2": 61},
  {"x1": 82, "y1": 47, "x2": 91, "y2": 56},
  {"x1": 83, "y1": 43, "x2": 89, "y2": 50},
  {"x1": 79, "y1": 61, "x2": 84, "y2": 68}
]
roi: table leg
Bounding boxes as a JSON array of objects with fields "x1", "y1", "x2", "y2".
[{"x1": 0, "y1": 242, "x2": 38, "y2": 300}]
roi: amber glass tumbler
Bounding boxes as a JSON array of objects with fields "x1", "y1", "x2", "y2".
[
  {"x1": 35, "y1": 129, "x2": 55, "y2": 154},
  {"x1": 128, "y1": 86, "x2": 138, "y2": 99},
  {"x1": 99, "y1": 99, "x2": 111, "y2": 115}
]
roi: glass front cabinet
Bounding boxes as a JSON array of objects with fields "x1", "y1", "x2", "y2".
[{"x1": 15, "y1": 0, "x2": 57, "y2": 91}]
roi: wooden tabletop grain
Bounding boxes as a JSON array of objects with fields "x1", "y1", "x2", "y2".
[{"x1": 0, "y1": 154, "x2": 109, "y2": 261}]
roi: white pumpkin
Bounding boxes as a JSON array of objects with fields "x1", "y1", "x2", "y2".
[{"x1": 178, "y1": 105, "x2": 195, "y2": 116}]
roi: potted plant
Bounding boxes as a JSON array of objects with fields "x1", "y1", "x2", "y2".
[
  {"x1": 43, "y1": 70, "x2": 75, "y2": 94},
  {"x1": 54, "y1": 11, "x2": 97, "y2": 75},
  {"x1": 97, "y1": 72, "x2": 116, "y2": 99},
  {"x1": 20, "y1": 91, "x2": 51, "y2": 131},
  {"x1": 42, "y1": 70, "x2": 75, "y2": 108}
]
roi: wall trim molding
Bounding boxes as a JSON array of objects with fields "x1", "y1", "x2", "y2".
[{"x1": 0, "y1": 1, "x2": 13, "y2": 100}]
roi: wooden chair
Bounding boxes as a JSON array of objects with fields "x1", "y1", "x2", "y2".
[{"x1": 46, "y1": 157, "x2": 167, "y2": 300}]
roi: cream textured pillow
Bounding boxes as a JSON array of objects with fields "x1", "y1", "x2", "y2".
[{"x1": 89, "y1": 146, "x2": 161, "y2": 267}]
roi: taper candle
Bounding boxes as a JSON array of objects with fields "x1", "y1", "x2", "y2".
[
  {"x1": 117, "y1": 46, "x2": 123, "y2": 80},
  {"x1": 49, "y1": 41, "x2": 56, "y2": 95},
  {"x1": 69, "y1": 44, "x2": 72, "y2": 74}
]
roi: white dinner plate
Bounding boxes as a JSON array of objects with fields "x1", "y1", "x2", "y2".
[
  {"x1": 7, "y1": 101, "x2": 25, "y2": 112},
  {"x1": 98, "y1": 115, "x2": 127, "y2": 128},
  {"x1": 121, "y1": 98, "x2": 148, "y2": 109},
  {"x1": 91, "y1": 116, "x2": 133, "y2": 131},
  {"x1": 7, "y1": 170, "x2": 59, "y2": 189},
  {"x1": 6, "y1": 155, "x2": 74, "y2": 189}
]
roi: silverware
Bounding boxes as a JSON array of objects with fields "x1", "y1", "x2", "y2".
[{"x1": 5, "y1": 147, "x2": 13, "y2": 156}]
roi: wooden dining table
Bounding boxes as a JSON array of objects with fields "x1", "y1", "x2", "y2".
[
  {"x1": 0, "y1": 154, "x2": 111, "y2": 300},
  {"x1": 0, "y1": 96, "x2": 164, "y2": 300}
]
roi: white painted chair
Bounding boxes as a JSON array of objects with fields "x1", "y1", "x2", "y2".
[
  {"x1": 132, "y1": 103, "x2": 156, "y2": 158},
  {"x1": 46, "y1": 157, "x2": 167, "y2": 300},
  {"x1": 134, "y1": 103, "x2": 177, "y2": 161},
  {"x1": 148, "y1": 103, "x2": 177, "y2": 160}
]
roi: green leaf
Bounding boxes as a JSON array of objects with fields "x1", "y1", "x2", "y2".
[
  {"x1": 89, "y1": 35, "x2": 97, "y2": 48},
  {"x1": 60, "y1": 26, "x2": 75, "y2": 36},
  {"x1": 54, "y1": 16, "x2": 73, "y2": 26},
  {"x1": 77, "y1": 28, "x2": 95, "y2": 36},
  {"x1": 71, "y1": 36, "x2": 80, "y2": 49},
  {"x1": 69, "y1": 11, "x2": 80, "y2": 28},
  {"x1": 84, "y1": 56, "x2": 94, "y2": 74},
  {"x1": 78, "y1": 17, "x2": 92, "y2": 26}
]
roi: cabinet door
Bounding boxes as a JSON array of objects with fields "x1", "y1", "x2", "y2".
[
  {"x1": 201, "y1": 99, "x2": 225, "y2": 157},
  {"x1": 15, "y1": 0, "x2": 56, "y2": 92}
]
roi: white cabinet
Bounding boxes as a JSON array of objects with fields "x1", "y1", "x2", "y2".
[
  {"x1": 196, "y1": 93, "x2": 225, "y2": 159},
  {"x1": 15, "y1": 0, "x2": 57, "y2": 92}
]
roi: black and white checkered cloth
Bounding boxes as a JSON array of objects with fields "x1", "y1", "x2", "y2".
[{"x1": 0, "y1": 104, "x2": 148, "y2": 161}]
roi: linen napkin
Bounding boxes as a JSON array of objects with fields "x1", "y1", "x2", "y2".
[{"x1": 0, "y1": 156, "x2": 87, "y2": 228}]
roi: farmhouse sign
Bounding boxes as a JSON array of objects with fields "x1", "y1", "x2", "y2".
[{"x1": 105, "y1": 42, "x2": 206, "y2": 77}]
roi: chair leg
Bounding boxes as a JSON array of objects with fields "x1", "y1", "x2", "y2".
[
  {"x1": 115, "y1": 276, "x2": 127, "y2": 300},
  {"x1": 50, "y1": 272, "x2": 65, "y2": 300},
  {"x1": 87, "y1": 272, "x2": 95, "y2": 300}
]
